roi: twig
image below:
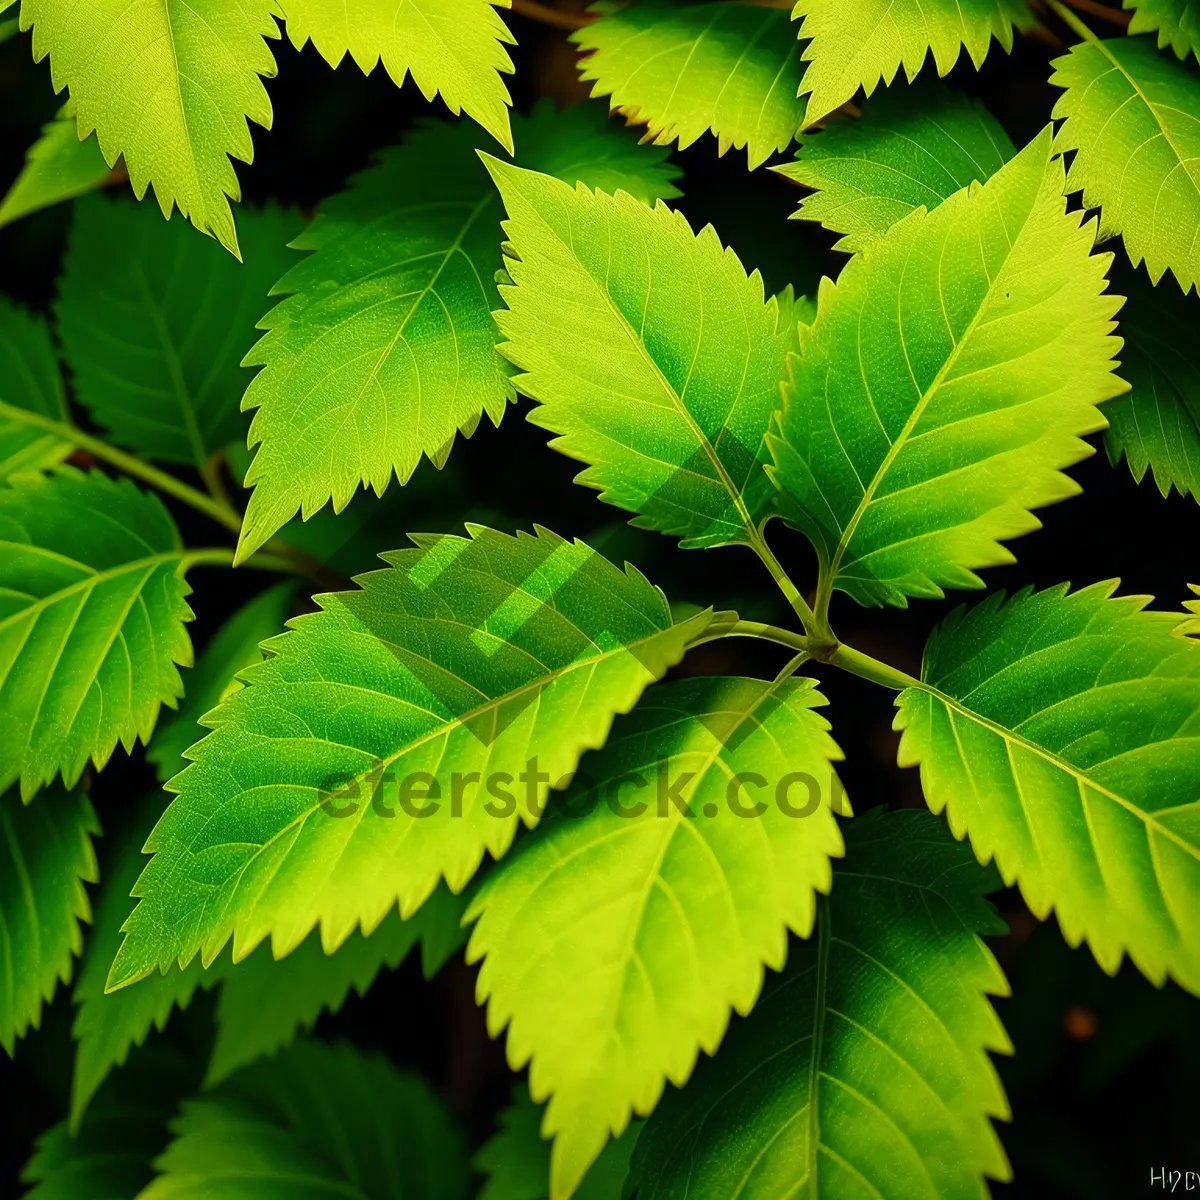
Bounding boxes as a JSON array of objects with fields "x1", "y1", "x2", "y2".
[
  {"x1": 509, "y1": 0, "x2": 593, "y2": 31},
  {"x1": 1060, "y1": 0, "x2": 1130, "y2": 26}
]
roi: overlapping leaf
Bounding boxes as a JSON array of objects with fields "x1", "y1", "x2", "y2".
[
  {"x1": 776, "y1": 82, "x2": 1013, "y2": 252},
  {"x1": 58, "y1": 196, "x2": 301, "y2": 471},
  {"x1": 794, "y1": 0, "x2": 1031, "y2": 124},
  {"x1": 0, "y1": 297, "x2": 71, "y2": 481},
  {"x1": 108, "y1": 526, "x2": 713, "y2": 990},
  {"x1": 572, "y1": 2, "x2": 806, "y2": 168},
  {"x1": 139, "y1": 1039, "x2": 469, "y2": 1198},
  {"x1": 1104, "y1": 263, "x2": 1200, "y2": 501},
  {"x1": 278, "y1": 0, "x2": 516, "y2": 151},
  {"x1": 489, "y1": 158, "x2": 802, "y2": 551},
  {"x1": 1051, "y1": 36, "x2": 1200, "y2": 293},
  {"x1": 0, "y1": 469, "x2": 195, "y2": 800},
  {"x1": 1124, "y1": 0, "x2": 1200, "y2": 60},
  {"x1": 236, "y1": 106, "x2": 680, "y2": 562},
  {"x1": 769, "y1": 129, "x2": 1125, "y2": 607},
  {"x1": 19, "y1": 0, "x2": 281, "y2": 255},
  {"x1": 896, "y1": 582, "x2": 1200, "y2": 994},
  {"x1": 630, "y1": 809, "x2": 1012, "y2": 1199},
  {"x1": 0, "y1": 785, "x2": 98, "y2": 1054},
  {"x1": 467, "y1": 673, "x2": 846, "y2": 1197},
  {"x1": 0, "y1": 104, "x2": 112, "y2": 229}
]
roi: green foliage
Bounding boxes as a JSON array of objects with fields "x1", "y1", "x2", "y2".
[
  {"x1": 109, "y1": 526, "x2": 712, "y2": 990},
  {"x1": 1124, "y1": 0, "x2": 1200, "y2": 59},
  {"x1": 489, "y1": 157, "x2": 801, "y2": 551},
  {"x1": 1051, "y1": 35, "x2": 1200, "y2": 293},
  {"x1": 0, "y1": 297, "x2": 71, "y2": 481},
  {"x1": 0, "y1": 785, "x2": 98, "y2": 1054},
  {"x1": 629, "y1": 809, "x2": 1012, "y2": 1199},
  {"x1": 770, "y1": 129, "x2": 1124, "y2": 608},
  {"x1": 57, "y1": 197, "x2": 301, "y2": 471},
  {"x1": 793, "y1": 0, "x2": 1032, "y2": 123},
  {"x1": 896, "y1": 582, "x2": 1200, "y2": 993},
  {"x1": 776, "y1": 82, "x2": 1014, "y2": 252},
  {"x1": 0, "y1": 104, "x2": 111, "y2": 229},
  {"x1": 237, "y1": 106, "x2": 679, "y2": 561},
  {"x1": 572, "y1": 2, "x2": 807, "y2": 168},
  {"x1": 0, "y1": 469, "x2": 195, "y2": 800},
  {"x1": 140, "y1": 1038, "x2": 470, "y2": 1198},
  {"x1": 466, "y1": 674, "x2": 845, "y2": 1196}
]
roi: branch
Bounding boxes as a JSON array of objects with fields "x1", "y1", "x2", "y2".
[
  {"x1": 1060, "y1": 0, "x2": 1130, "y2": 25},
  {"x1": 509, "y1": 0, "x2": 593, "y2": 30}
]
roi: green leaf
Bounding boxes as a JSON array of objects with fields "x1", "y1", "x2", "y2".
[
  {"x1": 140, "y1": 1039, "x2": 470, "y2": 1199},
  {"x1": 278, "y1": 0, "x2": 515, "y2": 152},
  {"x1": 19, "y1": 0, "x2": 280, "y2": 255},
  {"x1": 0, "y1": 468, "x2": 195, "y2": 800},
  {"x1": 488, "y1": 157, "x2": 802, "y2": 551},
  {"x1": 571, "y1": 2, "x2": 806, "y2": 169},
  {"x1": 0, "y1": 784, "x2": 98, "y2": 1054},
  {"x1": 466, "y1": 673, "x2": 846, "y2": 1197},
  {"x1": 148, "y1": 583, "x2": 294, "y2": 784},
  {"x1": 0, "y1": 104, "x2": 112, "y2": 229},
  {"x1": 1124, "y1": 0, "x2": 1200, "y2": 60},
  {"x1": 775, "y1": 81, "x2": 1014, "y2": 252},
  {"x1": 629, "y1": 809, "x2": 1012, "y2": 1199},
  {"x1": 1051, "y1": 35, "x2": 1200, "y2": 293},
  {"x1": 0, "y1": 296, "x2": 72, "y2": 481},
  {"x1": 769, "y1": 128, "x2": 1125, "y2": 608},
  {"x1": 895, "y1": 582, "x2": 1200, "y2": 994},
  {"x1": 794, "y1": 0, "x2": 1031, "y2": 124},
  {"x1": 1104, "y1": 263, "x2": 1200, "y2": 501},
  {"x1": 57, "y1": 196, "x2": 302, "y2": 472},
  {"x1": 477, "y1": 1087, "x2": 641, "y2": 1200},
  {"x1": 108, "y1": 525, "x2": 714, "y2": 990},
  {"x1": 236, "y1": 105, "x2": 681, "y2": 562}
]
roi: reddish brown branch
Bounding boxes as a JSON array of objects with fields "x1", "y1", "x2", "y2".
[{"x1": 509, "y1": 0, "x2": 593, "y2": 31}]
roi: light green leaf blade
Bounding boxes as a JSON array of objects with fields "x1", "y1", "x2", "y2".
[
  {"x1": 477, "y1": 1086, "x2": 640, "y2": 1200},
  {"x1": 0, "y1": 296, "x2": 72, "y2": 481},
  {"x1": 488, "y1": 158, "x2": 801, "y2": 551},
  {"x1": 57, "y1": 196, "x2": 301, "y2": 471},
  {"x1": 896, "y1": 582, "x2": 1200, "y2": 993},
  {"x1": 572, "y1": 2, "x2": 806, "y2": 169},
  {"x1": 0, "y1": 104, "x2": 113, "y2": 229},
  {"x1": 1104, "y1": 264, "x2": 1200, "y2": 501},
  {"x1": 0, "y1": 784, "x2": 98, "y2": 1055},
  {"x1": 769, "y1": 128, "x2": 1125, "y2": 608},
  {"x1": 278, "y1": 0, "x2": 515, "y2": 151},
  {"x1": 0, "y1": 469, "x2": 195, "y2": 800},
  {"x1": 19, "y1": 0, "x2": 280, "y2": 255},
  {"x1": 148, "y1": 583, "x2": 294, "y2": 783},
  {"x1": 1124, "y1": 0, "x2": 1200, "y2": 60},
  {"x1": 236, "y1": 105, "x2": 681, "y2": 562},
  {"x1": 629, "y1": 808, "x2": 1012, "y2": 1199},
  {"x1": 775, "y1": 81, "x2": 1014, "y2": 252},
  {"x1": 139, "y1": 1039, "x2": 469, "y2": 1199},
  {"x1": 108, "y1": 526, "x2": 714, "y2": 991},
  {"x1": 1051, "y1": 35, "x2": 1200, "y2": 293},
  {"x1": 793, "y1": 0, "x2": 1031, "y2": 125},
  {"x1": 466, "y1": 673, "x2": 846, "y2": 1198}
]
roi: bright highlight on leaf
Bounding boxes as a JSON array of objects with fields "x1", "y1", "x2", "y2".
[
  {"x1": 1051, "y1": 35, "x2": 1200, "y2": 293},
  {"x1": 1124, "y1": 0, "x2": 1200, "y2": 60},
  {"x1": 0, "y1": 469, "x2": 195, "y2": 801},
  {"x1": 0, "y1": 298, "x2": 72, "y2": 481},
  {"x1": 770, "y1": 129, "x2": 1126, "y2": 607},
  {"x1": 108, "y1": 526, "x2": 712, "y2": 991},
  {"x1": 630, "y1": 809, "x2": 1012, "y2": 1199},
  {"x1": 572, "y1": 1, "x2": 807, "y2": 169},
  {"x1": 57, "y1": 197, "x2": 301, "y2": 472},
  {"x1": 793, "y1": 0, "x2": 1031, "y2": 125},
  {"x1": 0, "y1": 786, "x2": 98, "y2": 1055},
  {"x1": 236, "y1": 105, "x2": 680, "y2": 563},
  {"x1": 776, "y1": 81, "x2": 1014, "y2": 252},
  {"x1": 488, "y1": 158, "x2": 802, "y2": 550},
  {"x1": 278, "y1": 0, "x2": 516, "y2": 152},
  {"x1": 896, "y1": 582, "x2": 1200, "y2": 994},
  {"x1": 19, "y1": 0, "x2": 281, "y2": 255},
  {"x1": 467, "y1": 674, "x2": 846, "y2": 1198}
]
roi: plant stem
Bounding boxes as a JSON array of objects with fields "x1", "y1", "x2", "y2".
[
  {"x1": 509, "y1": 0, "x2": 592, "y2": 30},
  {"x1": 693, "y1": 618, "x2": 810, "y2": 654},
  {"x1": 748, "y1": 529, "x2": 820, "y2": 633},
  {"x1": 1060, "y1": 0, "x2": 1130, "y2": 26},
  {"x1": 826, "y1": 642, "x2": 921, "y2": 692},
  {"x1": 1045, "y1": 0, "x2": 1104, "y2": 40},
  {"x1": 771, "y1": 649, "x2": 811, "y2": 684}
]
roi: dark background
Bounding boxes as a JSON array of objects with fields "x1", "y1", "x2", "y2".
[{"x1": 2, "y1": 2, "x2": 1199, "y2": 1195}]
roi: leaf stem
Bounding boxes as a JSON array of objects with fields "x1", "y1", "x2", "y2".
[
  {"x1": 1044, "y1": 0, "x2": 1104, "y2": 41},
  {"x1": 693, "y1": 618, "x2": 810, "y2": 654},
  {"x1": 826, "y1": 642, "x2": 921, "y2": 692},
  {"x1": 748, "y1": 528, "x2": 820, "y2": 634}
]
